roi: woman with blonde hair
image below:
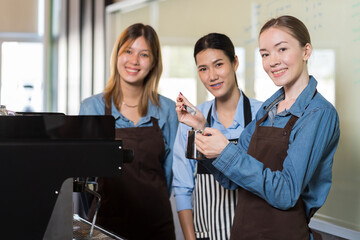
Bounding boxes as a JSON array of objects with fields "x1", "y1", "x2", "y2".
[{"x1": 80, "y1": 23, "x2": 177, "y2": 240}]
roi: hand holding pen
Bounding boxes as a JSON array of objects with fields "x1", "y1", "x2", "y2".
[{"x1": 176, "y1": 92, "x2": 207, "y2": 130}]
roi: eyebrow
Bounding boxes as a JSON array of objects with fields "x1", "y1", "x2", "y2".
[
  {"x1": 127, "y1": 47, "x2": 150, "y2": 52},
  {"x1": 259, "y1": 41, "x2": 288, "y2": 52},
  {"x1": 197, "y1": 58, "x2": 223, "y2": 68}
]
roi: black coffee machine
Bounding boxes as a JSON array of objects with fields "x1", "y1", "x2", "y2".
[{"x1": 0, "y1": 113, "x2": 132, "y2": 239}]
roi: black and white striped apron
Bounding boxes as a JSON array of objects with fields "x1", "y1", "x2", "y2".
[{"x1": 194, "y1": 94, "x2": 252, "y2": 240}]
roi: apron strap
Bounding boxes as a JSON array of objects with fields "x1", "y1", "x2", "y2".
[
  {"x1": 105, "y1": 105, "x2": 111, "y2": 115},
  {"x1": 243, "y1": 92, "x2": 252, "y2": 127}
]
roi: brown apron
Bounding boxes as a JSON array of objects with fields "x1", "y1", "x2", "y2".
[
  {"x1": 230, "y1": 112, "x2": 320, "y2": 240},
  {"x1": 90, "y1": 107, "x2": 175, "y2": 240}
]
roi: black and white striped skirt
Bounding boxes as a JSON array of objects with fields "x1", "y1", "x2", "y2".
[{"x1": 193, "y1": 173, "x2": 238, "y2": 240}]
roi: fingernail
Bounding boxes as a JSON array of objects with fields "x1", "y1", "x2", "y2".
[
  {"x1": 179, "y1": 98, "x2": 183, "y2": 101},
  {"x1": 180, "y1": 92, "x2": 183, "y2": 95}
]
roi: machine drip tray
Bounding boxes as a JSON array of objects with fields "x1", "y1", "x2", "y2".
[{"x1": 73, "y1": 214, "x2": 125, "y2": 240}]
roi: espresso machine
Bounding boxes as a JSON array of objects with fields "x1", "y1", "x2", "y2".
[{"x1": 0, "y1": 113, "x2": 132, "y2": 239}]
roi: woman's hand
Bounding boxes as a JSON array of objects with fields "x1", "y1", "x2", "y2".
[
  {"x1": 195, "y1": 128, "x2": 229, "y2": 159},
  {"x1": 176, "y1": 92, "x2": 206, "y2": 130}
]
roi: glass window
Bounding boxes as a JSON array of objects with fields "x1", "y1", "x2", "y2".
[
  {"x1": 235, "y1": 47, "x2": 246, "y2": 90},
  {"x1": 159, "y1": 46, "x2": 197, "y2": 104},
  {"x1": 1, "y1": 42, "x2": 44, "y2": 112}
]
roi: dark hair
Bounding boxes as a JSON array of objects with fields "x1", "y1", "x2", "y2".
[
  {"x1": 259, "y1": 15, "x2": 311, "y2": 47},
  {"x1": 193, "y1": 33, "x2": 236, "y2": 63},
  {"x1": 104, "y1": 23, "x2": 162, "y2": 116}
]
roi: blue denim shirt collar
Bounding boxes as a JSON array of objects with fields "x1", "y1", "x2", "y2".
[
  {"x1": 262, "y1": 76, "x2": 318, "y2": 118},
  {"x1": 110, "y1": 99, "x2": 160, "y2": 126}
]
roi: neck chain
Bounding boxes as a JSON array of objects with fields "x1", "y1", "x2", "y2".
[{"x1": 122, "y1": 101, "x2": 138, "y2": 108}]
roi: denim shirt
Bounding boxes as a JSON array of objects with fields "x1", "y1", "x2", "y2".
[
  {"x1": 202, "y1": 76, "x2": 340, "y2": 218},
  {"x1": 79, "y1": 93, "x2": 179, "y2": 195},
  {"x1": 172, "y1": 90, "x2": 262, "y2": 211}
]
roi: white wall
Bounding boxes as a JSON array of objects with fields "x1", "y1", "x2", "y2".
[{"x1": 0, "y1": 0, "x2": 39, "y2": 33}]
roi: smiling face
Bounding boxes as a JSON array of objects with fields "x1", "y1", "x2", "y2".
[
  {"x1": 195, "y1": 48, "x2": 239, "y2": 100},
  {"x1": 259, "y1": 27, "x2": 311, "y2": 90},
  {"x1": 117, "y1": 36, "x2": 153, "y2": 87}
]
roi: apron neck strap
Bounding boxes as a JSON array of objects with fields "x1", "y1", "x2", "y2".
[{"x1": 105, "y1": 105, "x2": 111, "y2": 115}]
